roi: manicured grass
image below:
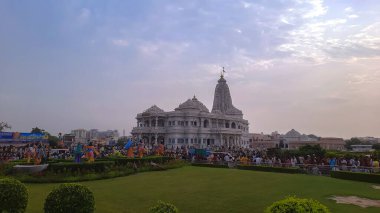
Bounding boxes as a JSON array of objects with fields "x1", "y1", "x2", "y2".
[{"x1": 26, "y1": 166, "x2": 380, "y2": 213}]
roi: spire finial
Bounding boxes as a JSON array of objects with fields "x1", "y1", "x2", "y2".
[{"x1": 221, "y1": 66, "x2": 226, "y2": 78}]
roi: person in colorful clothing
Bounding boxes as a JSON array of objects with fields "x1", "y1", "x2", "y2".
[
  {"x1": 124, "y1": 138, "x2": 135, "y2": 158},
  {"x1": 137, "y1": 144, "x2": 145, "y2": 158},
  {"x1": 74, "y1": 142, "x2": 83, "y2": 163},
  {"x1": 86, "y1": 142, "x2": 95, "y2": 163}
]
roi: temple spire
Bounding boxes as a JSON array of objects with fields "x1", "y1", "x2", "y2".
[{"x1": 212, "y1": 73, "x2": 243, "y2": 117}]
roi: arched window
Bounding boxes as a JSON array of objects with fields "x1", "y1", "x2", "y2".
[
  {"x1": 279, "y1": 140, "x2": 285, "y2": 148},
  {"x1": 231, "y1": 122, "x2": 236, "y2": 129},
  {"x1": 203, "y1": 120, "x2": 209, "y2": 128},
  {"x1": 144, "y1": 120, "x2": 150, "y2": 127},
  {"x1": 225, "y1": 122, "x2": 230, "y2": 128}
]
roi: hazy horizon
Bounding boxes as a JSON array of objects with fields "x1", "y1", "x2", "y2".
[{"x1": 1, "y1": 0, "x2": 379, "y2": 139}]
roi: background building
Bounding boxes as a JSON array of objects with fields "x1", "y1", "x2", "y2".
[
  {"x1": 70, "y1": 129, "x2": 119, "y2": 145},
  {"x1": 250, "y1": 129, "x2": 345, "y2": 150}
]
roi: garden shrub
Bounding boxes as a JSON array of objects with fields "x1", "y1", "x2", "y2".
[
  {"x1": 0, "y1": 178, "x2": 28, "y2": 213},
  {"x1": 237, "y1": 165, "x2": 304, "y2": 174},
  {"x1": 48, "y1": 161, "x2": 114, "y2": 174},
  {"x1": 44, "y1": 183, "x2": 95, "y2": 213},
  {"x1": 191, "y1": 163, "x2": 229, "y2": 168},
  {"x1": 0, "y1": 162, "x2": 17, "y2": 175},
  {"x1": 110, "y1": 156, "x2": 174, "y2": 166},
  {"x1": 265, "y1": 196, "x2": 330, "y2": 213},
  {"x1": 150, "y1": 200, "x2": 178, "y2": 213},
  {"x1": 330, "y1": 170, "x2": 380, "y2": 183}
]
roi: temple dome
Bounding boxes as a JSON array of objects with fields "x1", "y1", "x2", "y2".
[
  {"x1": 285, "y1": 129, "x2": 301, "y2": 137},
  {"x1": 211, "y1": 75, "x2": 243, "y2": 117},
  {"x1": 143, "y1": 105, "x2": 165, "y2": 114},
  {"x1": 175, "y1": 96, "x2": 209, "y2": 113}
]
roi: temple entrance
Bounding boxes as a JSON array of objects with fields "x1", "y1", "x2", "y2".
[
  {"x1": 229, "y1": 136, "x2": 234, "y2": 147},
  {"x1": 157, "y1": 136, "x2": 165, "y2": 144},
  {"x1": 142, "y1": 136, "x2": 149, "y2": 144}
]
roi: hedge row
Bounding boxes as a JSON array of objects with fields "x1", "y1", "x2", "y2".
[
  {"x1": 109, "y1": 156, "x2": 174, "y2": 166},
  {"x1": 330, "y1": 171, "x2": 380, "y2": 183},
  {"x1": 191, "y1": 163, "x2": 229, "y2": 168},
  {"x1": 48, "y1": 161, "x2": 115, "y2": 174},
  {"x1": 237, "y1": 165, "x2": 304, "y2": 174}
]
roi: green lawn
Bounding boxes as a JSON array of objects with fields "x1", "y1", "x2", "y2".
[{"x1": 26, "y1": 166, "x2": 380, "y2": 213}]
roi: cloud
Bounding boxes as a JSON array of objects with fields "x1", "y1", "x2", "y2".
[
  {"x1": 347, "y1": 22, "x2": 380, "y2": 50},
  {"x1": 277, "y1": 18, "x2": 348, "y2": 63},
  {"x1": 234, "y1": 28, "x2": 242, "y2": 34},
  {"x1": 344, "y1": 7, "x2": 353, "y2": 13},
  {"x1": 112, "y1": 39, "x2": 129, "y2": 47},
  {"x1": 241, "y1": 1, "x2": 253, "y2": 9},
  {"x1": 301, "y1": 0, "x2": 327, "y2": 19},
  {"x1": 137, "y1": 41, "x2": 190, "y2": 57},
  {"x1": 276, "y1": 0, "x2": 380, "y2": 64},
  {"x1": 348, "y1": 69, "x2": 380, "y2": 85},
  {"x1": 348, "y1": 14, "x2": 359, "y2": 19},
  {"x1": 78, "y1": 8, "x2": 91, "y2": 23}
]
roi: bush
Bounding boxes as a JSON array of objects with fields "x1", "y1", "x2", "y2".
[
  {"x1": 48, "y1": 161, "x2": 114, "y2": 174},
  {"x1": 265, "y1": 196, "x2": 330, "y2": 213},
  {"x1": 0, "y1": 162, "x2": 17, "y2": 175},
  {"x1": 330, "y1": 170, "x2": 380, "y2": 183},
  {"x1": 110, "y1": 156, "x2": 174, "y2": 166},
  {"x1": 44, "y1": 183, "x2": 95, "y2": 213},
  {"x1": 237, "y1": 165, "x2": 304, "y2": 174},
  {"x1": 0, "y1": 178, "x2": 28, "y2": 213},
  {"x1": 191, "y1": 163, "x2": 229, "y2": 168},
  {"x1": 150, "y1": 200, "x2": 178, "y2": 213}
]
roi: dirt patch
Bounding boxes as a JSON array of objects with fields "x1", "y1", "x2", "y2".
[
  {"x1": 330, "y1": 196, "x2": 380, "y2": 208},
  {"x1": 372, "y1": 185, "x2": 380, "y2": 190}
]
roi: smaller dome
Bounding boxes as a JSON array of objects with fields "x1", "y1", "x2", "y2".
[
  {"x1": 175, "y1": 96, "x2": 209, "y2": 113},
  {"x1": 143, "y1": 105, "x2": 165, "y2": 114},
  {"x1": 285, "y1": 129, "x2": 301, "y2": 137}
]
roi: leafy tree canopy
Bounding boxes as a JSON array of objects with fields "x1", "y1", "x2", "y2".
[
  {"x1": 345, "y1": 137, "x2": 364, "y2": 150},
  {"x1": 0, "y1": 122, "x2": 11, "y2": 132},
  {"x1": 117, "y1": 136, "x2": 128, "y2": 146}
]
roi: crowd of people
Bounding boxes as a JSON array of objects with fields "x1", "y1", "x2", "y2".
[
  {"x1": 0, "y1": 143, "x2": 49, "y2": 164},
  {"x1": 1, "y1": 142, "x2": 380, "y2": 174},
  {"x1": 190, "y1": 146, "x2": 380, "y2": 174}
]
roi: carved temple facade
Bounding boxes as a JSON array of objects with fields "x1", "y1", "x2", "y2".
[{"x1": 131, "y1": 75, "x2": 251, "y2": 149}]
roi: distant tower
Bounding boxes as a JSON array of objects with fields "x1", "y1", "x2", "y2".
[
  {"x1": 211, "y1": 70, "x2": 243, "y2": 118},
  {"x1": 123, "y1": 129, "x2": 125, "y2": 137}
]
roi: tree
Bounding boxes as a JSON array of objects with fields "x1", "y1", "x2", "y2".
[
  {"x1": 117, "y1": 136, "x2": 128, "y2": 147},
  {"x1": 267, "y1": 148, "x2": 282, "y2": 158},
  {"x1": 298, "y1": 144, "x2": 325, "y2": 157},
  {"x1": 48, "y1": 135, "x2": 59, "y2": 148},
  {"x1": 30, "y1": 127, "x2": 61, "y2": 148},
  {"x1": 345, "y1": 138, "x2": 362, "y2": 150},
  {"x1": 372, "y1": 144, "x2": 380, "y2": 150},
  {"x1": 31, "y1": 127, "x2": 46, "y2": 134},
  {"x1": 0, "y1": 122, "x2": 11, "y2": 132}
]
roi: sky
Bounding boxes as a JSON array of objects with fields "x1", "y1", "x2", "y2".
[{"x1": 0, "y1": 0, "x2": 379, "y2": 139}]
